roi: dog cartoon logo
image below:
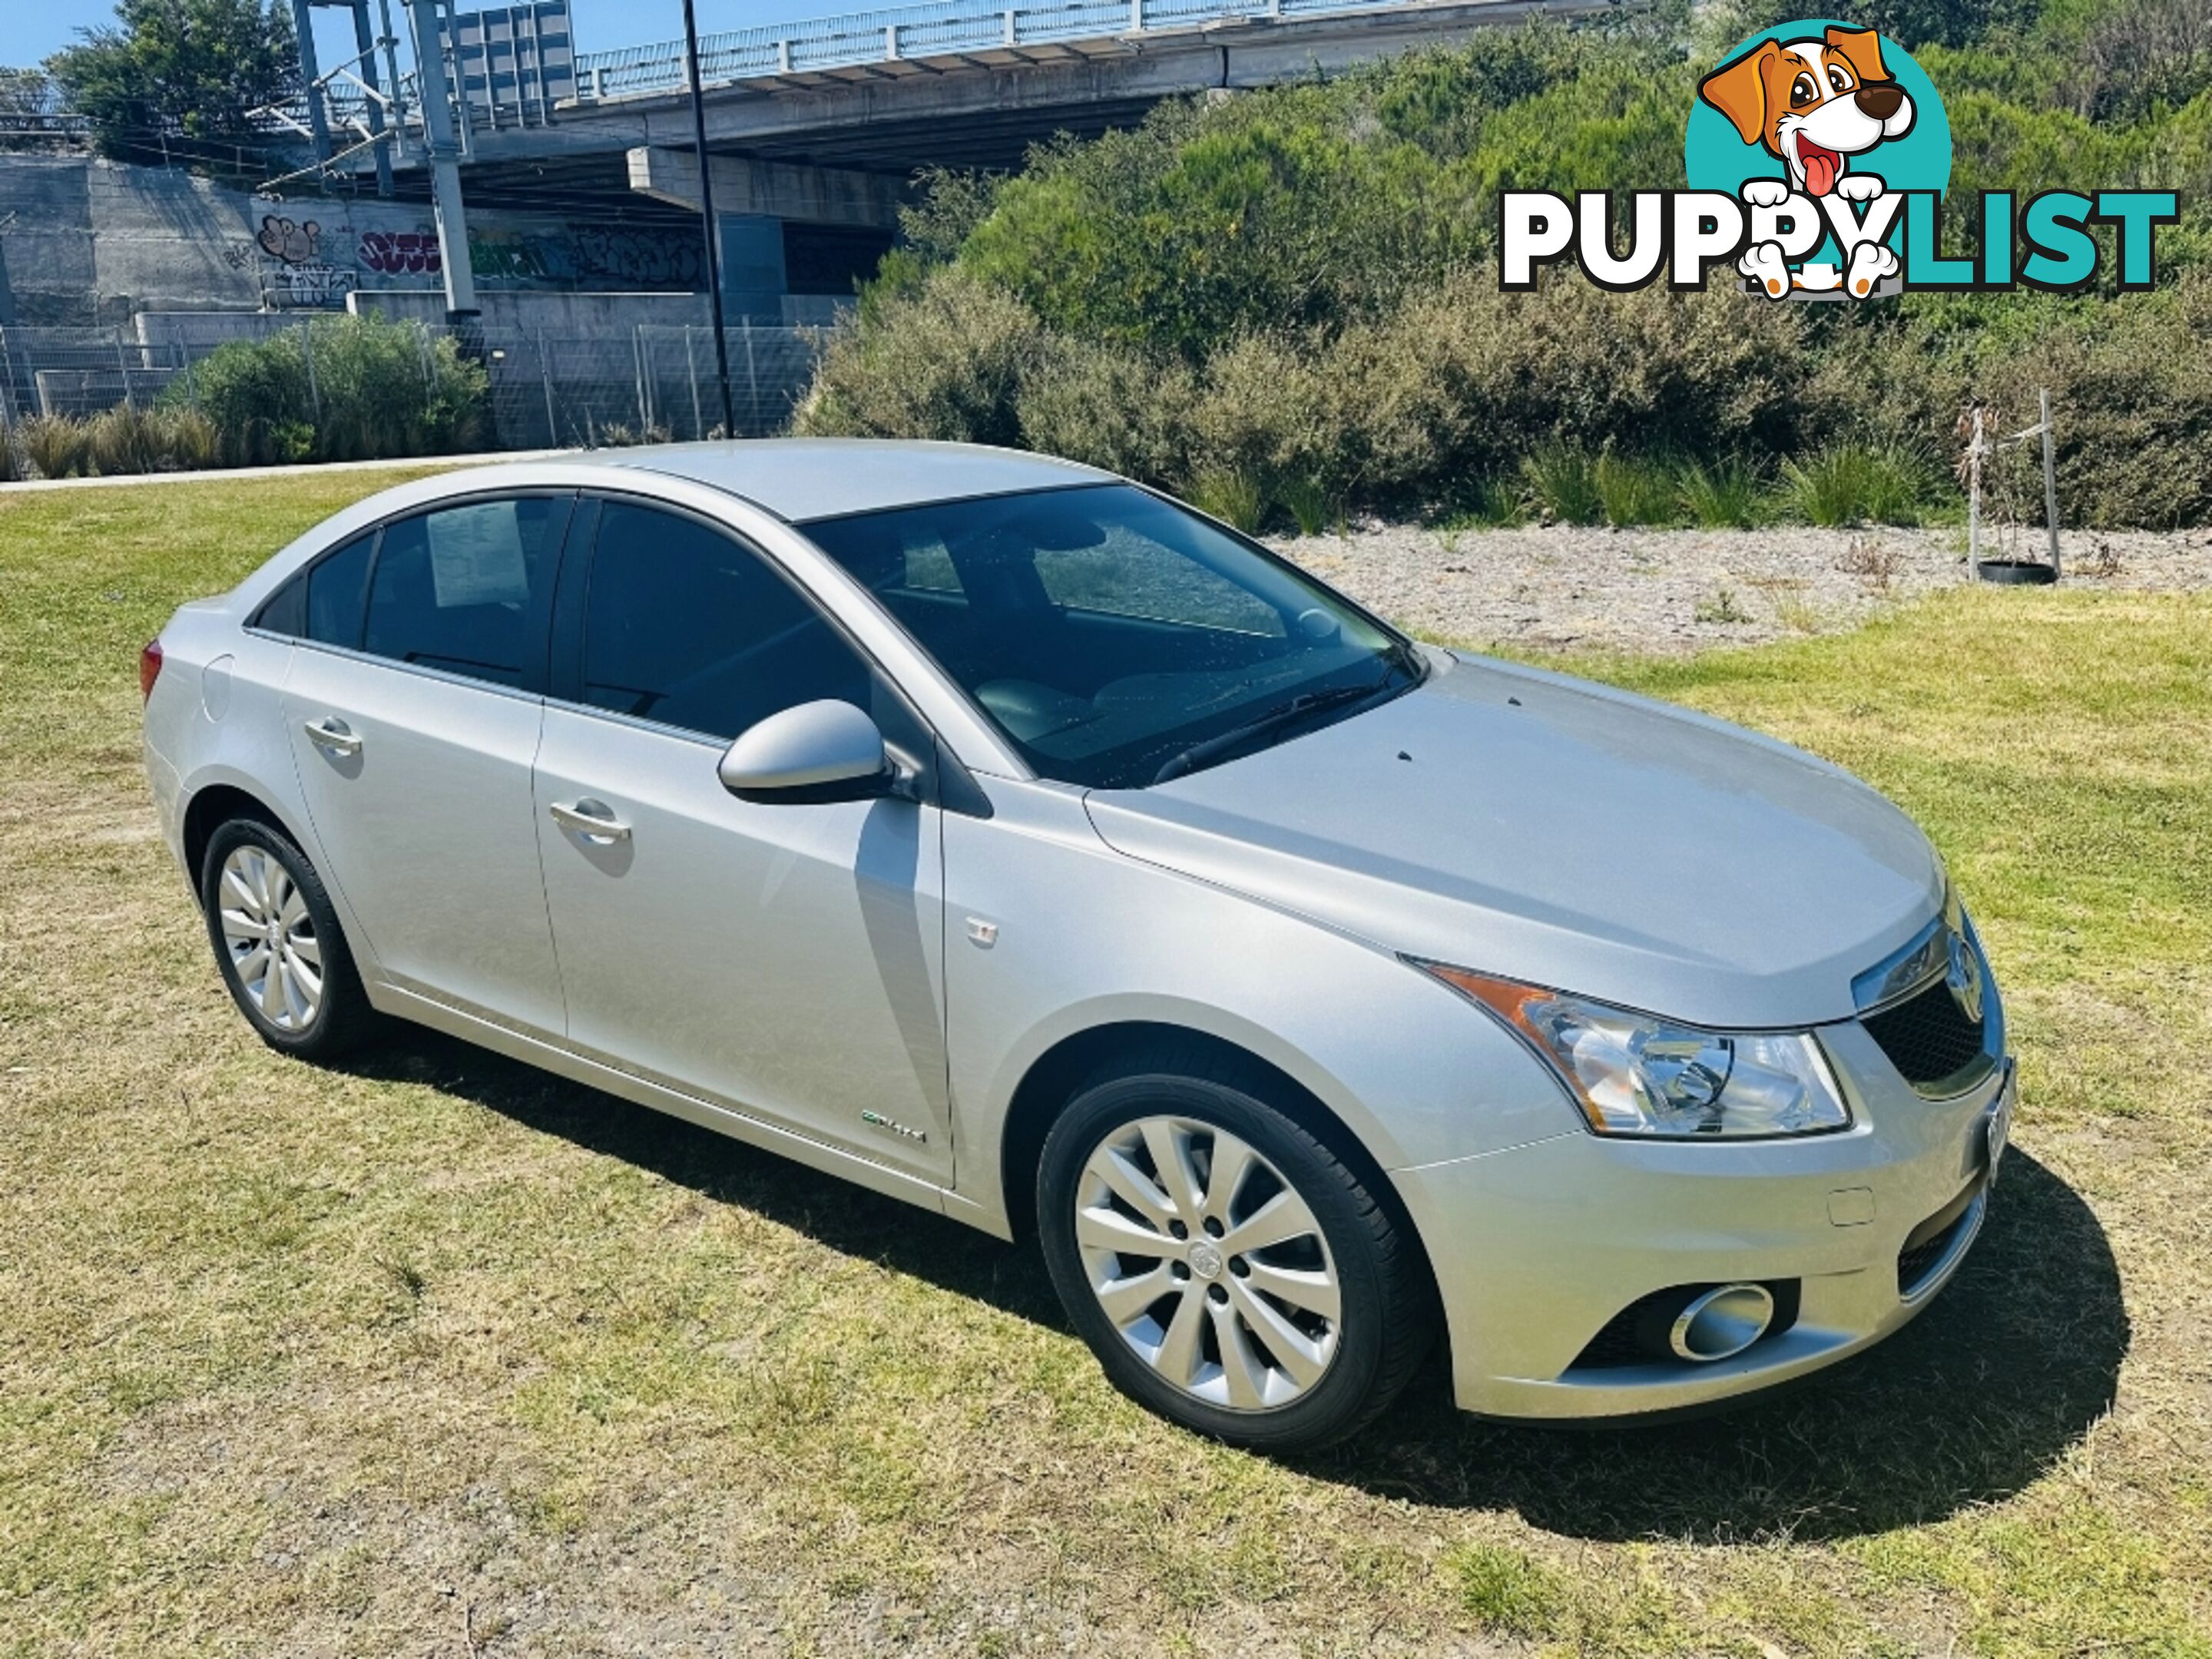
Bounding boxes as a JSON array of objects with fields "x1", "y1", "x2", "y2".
[
  {"x1": 1684, "y1": 18, "x2": 1952, "y2": 301},
  {"x1": 1504, "y1": 28, "x2": 2170, "y2": 300},
  {"x1": 1699, "y1": 27, "x2": 1913, "y2": 200}
]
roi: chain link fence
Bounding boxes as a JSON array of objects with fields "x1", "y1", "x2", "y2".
[
  {"x1": 0, "y1": 319, "x2": 826, "y2": 473},
  {"x1": 482, "y1": 322, "x2": 825, "y2": 449}
]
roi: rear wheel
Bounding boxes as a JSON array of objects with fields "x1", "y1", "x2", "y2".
[
  {"x1": 1038, "y1": 1060, "x2": 1435, "y2": 1451},
  {"x1": 200, "y1": 817, "x2": 376, "y2": 1061}
]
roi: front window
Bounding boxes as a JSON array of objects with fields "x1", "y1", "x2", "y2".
[{"x1": 802, "y1": 484, "x2": 1422, "y2": 788}]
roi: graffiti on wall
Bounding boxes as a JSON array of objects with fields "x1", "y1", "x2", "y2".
[
  {"x1": 359, "y1": 229, "x2": 443, "y2": 276},
  {"x1": 467, "y1": 225, "x2": 707, "y2": 290},
  {"x1": 219, "y1": 217, "x2": 713, "y2": 306},
  {"x1": 261, "y1": 263, "x2": 357, "y2": 309},
  {"x1": 257, "y1": 215, "x2": 323, "y2": 263},
  {"x1": 354, "y1": 224, "x2": 701, "y2": 290},
  {"x1": 208, "y1": 214, "x2": 356, "y2": 308}
]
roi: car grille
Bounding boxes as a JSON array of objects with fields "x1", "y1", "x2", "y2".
[
  {"x1": 1861, "y1": 974, "x2": 1990, "y2": 1095},
  {"x1": 1896, "y1": 1187, "x2": 1981, "y2": 1297}
]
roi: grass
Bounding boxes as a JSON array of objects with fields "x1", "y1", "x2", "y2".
[
  {"x1": 1780, "y1": 441, "x2": 1937, "y2": 528},
  {"x1": 3, "y1": 472, "x2": 2210, "y2": 1657},
  {"x1": 1184, "y1": 465, "x2": 1268, "y2": 532},
  {"x1": 1593, "y1": 452, "x2": 1682, "y2": 529},
  {"x1": 1677, "y1": 457, "x2": 1767, "y2": 529},
  {"x1": 1521, "y1": 440, "x2": 1603, "y2": 525},
  {"x1": 1273, "y1": 475, "x2": 1342, "y2": 537}
]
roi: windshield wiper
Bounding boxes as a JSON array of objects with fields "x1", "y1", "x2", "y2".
[{"x1": 1151, "y1": 678, "x2": 1395, "y2": 784}]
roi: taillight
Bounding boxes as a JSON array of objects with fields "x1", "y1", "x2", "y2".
[{"x1": 139, "y1": 637, "x2": 164, "y2": 704}]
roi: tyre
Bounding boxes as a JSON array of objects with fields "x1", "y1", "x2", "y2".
[
  {"x1": 200, "y1": 816, "x2": 377, "y2": 1061},
  {"x1": 1037, "y1": 1056, "x2": 1436, "y2": 1451}
]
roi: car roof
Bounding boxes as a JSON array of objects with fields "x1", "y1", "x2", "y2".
[{"x1": 573, "y1": 439, "x2": 1114, "y2": 522}]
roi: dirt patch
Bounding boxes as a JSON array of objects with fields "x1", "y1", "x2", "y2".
[{"x1": 1272, "y1": 523, "x2": 2212, "y2": 652}]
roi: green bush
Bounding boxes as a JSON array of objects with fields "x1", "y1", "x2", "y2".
[
  {"x1": 169, "y1": 315, "x2": 486, "y2": 466},
  {"x1": 793, "y1": 267, "x2": 1040, "y2": 448},
  {"x1": 1677, "y1": 457, "x2": 1767, "y2": 528},
  {"x1": 1184, "y1": 466, "x2": 1269, "y2": 532},
  {"x1": 1780, "y1": 442, "x2": 1935, "y2": 527},
  {"x1": 1274, "y1": 475, "x2": 1341, "y2": 535},
  {"x1": 1594, "y1": 451, "x2": 1683, "y2": 527},
  {"x1": 1522, "y1": 442, "x2": 1603, "y2": 525},
  {"x1": 1014, "y1": 335, "x2": 1200, "y2": 483},
  {"x1": 795, "y1": 18, "x2": 2212, "y2": 528}
]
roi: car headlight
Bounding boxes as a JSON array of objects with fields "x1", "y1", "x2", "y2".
[{"x1": 1417, "y1": 964, "x2": 1851, "y2": 1138}]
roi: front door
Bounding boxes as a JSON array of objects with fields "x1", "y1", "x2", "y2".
[
  {"x1": 281, "y1": 494, "x2": 571, "y2": 1035},
  {"x1": 531, "y1": 498, "x2": 952, "y2": 1180}
]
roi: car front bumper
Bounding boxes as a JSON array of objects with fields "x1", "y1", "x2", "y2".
[{"x1": 1393, "y1": 1021, "x2": 2014, "y2": 1419}]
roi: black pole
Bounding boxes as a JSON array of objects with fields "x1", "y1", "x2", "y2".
[{"x1": 683, "y1": 0, "x2": 737, "y2": 439}]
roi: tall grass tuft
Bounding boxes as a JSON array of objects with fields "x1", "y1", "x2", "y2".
[
  {"x1": 85, "y1": 404, "x2": 162, "y2": 475},
  {"x1": 1594, "y1": 451, "x2": 1681, "y2": 527},
  {"x1": 154, "y1": 407, "x2": 221, "y2": 471},
  {"x1": 1781, "y1": 442, "x2": 1934, "y2": 526},
  {"x1": 1521, "y1": 441, "x2": 1601, "y2": 525},
  {"x1": 1274, "y1": 474, "x2": 1340, "y2": 536},
  {"x1": 1677, "y1": 457, "x2": 1766, "y2": 528},
  {"x1": 1186, "y1": 466, "x2": 1268, "y2": 532},
  {"x1": 19, "y1": 414, "x2": 90, "y2": 479}
]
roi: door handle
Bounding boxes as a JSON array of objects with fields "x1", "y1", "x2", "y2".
[
  {"x1": 548, "y1": 798, "x2": 632, "y2": 842},
  {"x1": 303, "y1": 717, "x2": 363, "y2": 756}
]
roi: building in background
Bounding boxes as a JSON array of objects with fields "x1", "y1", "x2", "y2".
[{"x1": 438, "y1": 2, "x2": 575, "y2": 130}]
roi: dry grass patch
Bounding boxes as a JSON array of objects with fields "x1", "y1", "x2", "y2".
[{"x1": 2, "y1": 478, "x2": 2208, "y2": 1657}]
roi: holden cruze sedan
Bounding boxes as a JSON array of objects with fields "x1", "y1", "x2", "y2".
[{"x1": 141, "y1": 441, "x2": 2013, "y2": 1449}]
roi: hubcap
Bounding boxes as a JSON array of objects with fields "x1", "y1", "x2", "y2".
[
  {"x1": 217, "y1": 846, "x2": 323, "y2": 1031},
  {"x1": 1075, "y1": 1115, "x2": 1340, "y2": 1411}
]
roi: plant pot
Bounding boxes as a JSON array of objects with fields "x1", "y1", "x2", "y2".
[{"x1": 1975, "y1": 559, "x2": 2058, "y2": 585}]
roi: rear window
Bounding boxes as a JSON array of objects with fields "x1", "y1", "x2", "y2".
[
  {"x1": 252, "y1": 530, "x2": 372, "y2": 644},
  {"x1": 306, "y1": 533, "x2": 374, "y2": 647},
  {"x1": 360, "y1": 498, "x2": 566, "y2": 686}
]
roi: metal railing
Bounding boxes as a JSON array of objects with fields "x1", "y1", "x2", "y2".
[
  {"x1": 8, "y1": 0, "x2": 1452, "y2": 144},
  {"x1": 571, "y1": 0, "x2": 1430, "y2": 99}
]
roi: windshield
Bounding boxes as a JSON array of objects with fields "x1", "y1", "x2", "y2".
[{"x1": 801, "y1": 484, "x2": 1423, "y2": 789}]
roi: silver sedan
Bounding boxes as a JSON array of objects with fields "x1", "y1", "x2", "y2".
[{"x1": 141, "y1": 441, "x2": 2013, "y2": 1449}]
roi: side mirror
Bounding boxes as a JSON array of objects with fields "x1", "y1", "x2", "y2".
[{"x1": 719, "y1": 700, "x2": 894, "y2": 803}]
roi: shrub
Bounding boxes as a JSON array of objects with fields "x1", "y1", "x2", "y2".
[
  {"x1": 153, "y1": 406, "x2": 221, "y2": 470},
  {"x1": 1184, "y1": 466, "x2": 1268, "y2": 531},
  {"x1": 18, "y1": 414, "x2": 90, "y2": 479},
  {"x1": 85, "y1": 403, "x2": 161, "y2": 475},
  {"x1": 1781, "y1": 442, "x2": 1936, "y2": 527},
  {"x1": 1522, "y1": 441, "x2": 1602, "y2": 525},
  {"x1": 1274, "y1": 475, "x2": 1341, "y2": 535},
  {"x1": 1677, "y1": 457, "x2": 1767, "y2": 528},
  {"x1": 1461, "y1": 478, "x2": 1529, "y2": 528},
  {"x1": 1015, "y1": 336, "x2": 1200, "y2": 483},
  {"x1": 168, "y1": 315, "x2": 486, "y2": 466},
  {"x1": 1594, "y1": 451, "x2": 1682, "y2": 527},
  {"x1": 1187, "y1": 333, "x2": 1353, "y2": 500},
  {"x1": 793, "y1": 267, "x2": 1041, "y2": 448}
]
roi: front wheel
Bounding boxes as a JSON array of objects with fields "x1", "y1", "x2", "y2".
[{"x1": 1037, "y1": 1062, "x2": 1435, "y2": 1451}]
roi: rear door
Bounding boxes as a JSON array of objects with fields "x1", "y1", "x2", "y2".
[
  {"x1": 280, "y1": 492, "x2": 575, "y2": 1035},
  {"x1": 531, "y1": 497, "x2": 952, "y2": 1179}
]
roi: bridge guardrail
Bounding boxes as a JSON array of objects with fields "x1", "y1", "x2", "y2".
[{"x1": 571, "y1": 0, "x2": 1429, "y2": 100}]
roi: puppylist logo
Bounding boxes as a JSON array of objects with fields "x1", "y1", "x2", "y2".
[{"x1": 1500, "y1": 18, "x2": 2177, "y2": 300}]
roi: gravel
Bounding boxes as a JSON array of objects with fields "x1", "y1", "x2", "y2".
[{"x1": 1266, "y1": 522, "x2": 2212, "y2": 654}]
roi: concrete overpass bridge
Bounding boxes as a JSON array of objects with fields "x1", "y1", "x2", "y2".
[{"x1": 336, "y1": 0, "x2": 1616, "y2": 316}]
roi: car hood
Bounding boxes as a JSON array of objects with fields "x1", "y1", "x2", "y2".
[{"x1": 1082, "y1": 652, "x2": 1942, "y2": 1029}]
